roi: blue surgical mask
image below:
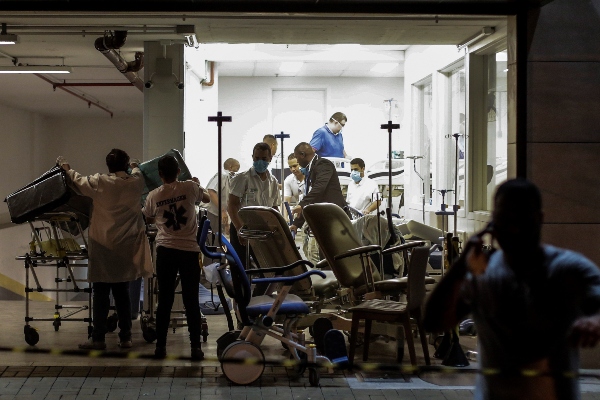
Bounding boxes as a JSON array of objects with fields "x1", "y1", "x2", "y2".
[
  {"x1": 300, "y1": 166, "x2": 308, "y2": 176},
  {"x1": 253, "y1": 160, "x2": 270, "y2": 174},
  {"x1": 351, "y1": 170, "x2": 362, "y2": 183}
]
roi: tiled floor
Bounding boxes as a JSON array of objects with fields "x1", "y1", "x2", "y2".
[{"x1": 0, "y1": 298, "x2": 598, "y2": 399}]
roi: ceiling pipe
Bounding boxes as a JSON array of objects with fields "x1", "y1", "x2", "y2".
[
  {"x1": 201, "y1": 61, "x2": 214, "y2": 87},
  {"x1": 94, "y1": 30, "x2": 144, "y2": 91},
  {"x1": 35, "y1": 73, "x2": 114, "y2": 117},
  {"x1": 53, "y1": 82, "x2": 134, "y2": 87}
]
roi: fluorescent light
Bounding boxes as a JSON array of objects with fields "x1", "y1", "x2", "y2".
[
  {"x1": 370, "y1": 63, "x2": 398, "y2": 74},
  {"x1": 279, "y1": 62, "x2": 303, "y2": 73},
  {"x1": 0, "y1": 33, "x2": 18, "y2": 45},
  {"x1": 0, "y1": 66, "x2": 72, "y2": 74},
  {"x1": 0, "y1": 23, "x2": 18, "y2": 45}
]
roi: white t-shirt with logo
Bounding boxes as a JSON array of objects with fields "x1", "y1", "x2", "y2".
[
  {"x1": 143, "y1": 180, "x2": 202, "y2": 252},
  {"x1": 283, "y1": 173, "x2": 305, "y2": 205}
]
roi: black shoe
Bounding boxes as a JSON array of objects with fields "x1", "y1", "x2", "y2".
[
  {"x1": 154, "y1": 346, "x2": 167, "y2": 359},
  {"x1": 191, "y1": 347, "x2": 204, "y2": 361}
]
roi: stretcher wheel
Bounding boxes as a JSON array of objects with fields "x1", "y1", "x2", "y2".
[
  {"x1": 87, "y1": 325, "x2": 93, "y2": 338},
  {"x1": 53, "y1": 319, "x2": 61, "y2": 331},
  {"x1": 24, "y1": 326, "x2": 39, "y2": 346},
  {"x1": 143, "y1": 327, "x2": 157, "y2": 343},
  {"x1": 107, "y1": 313, "x2": 118, "y2": 333},
  {"x1": 308, "y1": 368, "x2": 319, "y2": 386},
  {"x1": 221, "y1": 341, "x2": 265, "y2": 385}
]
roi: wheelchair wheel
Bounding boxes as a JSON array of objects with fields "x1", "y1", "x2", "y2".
[
  {"x1": 308, "y1": 368, "x2": 320, "y2": 386},
  {"x1": 107, "y1": 313, "x2": 118, "y2": 333},
  {"x1": 221, "y1": 341, "x2": 265, "y2": 385},
  {"x1": 143, "y1": 327, "x2": 157, "y2": 343},
  {"x1": 24, "y1": 326, "x2": 39, "y2": 346}
]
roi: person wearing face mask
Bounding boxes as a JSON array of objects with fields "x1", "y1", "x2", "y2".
[
  {"x1": 227, "y1": 142, "x2": 281, "y2": 268},
  {"x1": 309, "y1": 112, "x2": 349, "y2": 159},
  {"x1": 205, "y1": 157, "x2": 240, "y2": 236},
  {"x1": 346, "y1": 158, "x2": 381, "y2": 215}
]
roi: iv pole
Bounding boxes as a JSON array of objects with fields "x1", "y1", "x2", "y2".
[{"x1": 406, "y1": 156, "x2": 425, "y2": 223}]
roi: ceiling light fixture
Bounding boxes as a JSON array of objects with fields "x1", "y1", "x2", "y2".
[
  {"x1": 0, "y1": 23, "x2": 18, "y2": 45},
  {"x1": 370, "y1": 63, "x2": 399, "y2": 74},
  {"x1": 0, "y1": 65, "x2": 72, "y2": 74}
]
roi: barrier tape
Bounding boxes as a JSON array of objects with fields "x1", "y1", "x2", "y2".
[{"x1": 0, "y1": 346, "x2": 597, "y2": 379}]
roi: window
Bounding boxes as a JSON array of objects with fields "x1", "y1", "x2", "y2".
[
  {"x1": 414, "y1": 79, "x2": 433, "y2": 214},
  {"x1": 447, "y1": 66, "x2": 466, "y2": 210},
  {"x1": 484, "y1": 50, "x2": 508, "y2": 210}
]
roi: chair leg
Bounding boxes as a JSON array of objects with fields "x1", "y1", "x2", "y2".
[
  {"x1": 349, "y1": 315, "x2": 361, "y2": 366},
  {"x1": 415, "y1": 312, "x2": 431, "y2": 366},
  {"x1": 402, "y1": 314, "x2": 417, "y2": 366},
  {"x1": 363, "y1": 319, "x2": 373, "y2": 362}
]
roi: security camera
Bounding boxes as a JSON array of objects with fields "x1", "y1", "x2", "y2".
[
  {"x1": 176, "y1": 82, "x2": 184, "y2": 90},
  {"x1": 145, "y1": 81, "x2": 154, "y2": 89}
]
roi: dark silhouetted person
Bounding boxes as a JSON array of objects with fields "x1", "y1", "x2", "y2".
[{"x1": 424, "y1": 178, "x2": 600, "y2": 400}]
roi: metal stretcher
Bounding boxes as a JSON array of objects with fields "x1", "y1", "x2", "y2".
[{"x1": 16, "y1": 212, "x2": 91, "y2": 346}]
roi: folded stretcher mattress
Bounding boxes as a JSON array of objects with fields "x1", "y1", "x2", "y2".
[{"x1": 5, "y1": 166, "x2": 92, "y2": 227}]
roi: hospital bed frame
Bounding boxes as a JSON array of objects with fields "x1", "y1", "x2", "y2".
[{"x1": 16, "y1": 212, "x2": 92, "y2": 346}]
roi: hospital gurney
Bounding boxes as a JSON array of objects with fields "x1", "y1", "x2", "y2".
[
  {"x1": 199, "y1": 219, "x2": 348, "y2": 386},
  {"x1": 16, "y1": 212, "x2": 91, "y2": 346}
]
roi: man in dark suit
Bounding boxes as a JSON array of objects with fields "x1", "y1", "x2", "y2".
[{"x1": 290, "y1": 142, "x2": 347, "y2": 262}]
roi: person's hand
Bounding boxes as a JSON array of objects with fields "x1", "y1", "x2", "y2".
[
  {"x1": 292, "y1": 205, "x2": 303, "y2": 217},
  {"x1": 130, "y1": 158, "x2": 141, "y2": 168},
  {"x1": 289, "y1": 224, "x2": 298, "y2": 234},
  {"x1": 362, "y1": 209, "x2": 369, "y2": 215},
  {"x1": 192, "y1": 177, "x2": 200, "y2": 184},
  {"x1": 570, "y1": 315, "x2": 600, "y2": 347},
  {"x1": 56, "y1": 156, "x2": 70, "y2": 171},
  {"x1": 465, "y1": 236, "x2": 488, "y2": 276}
]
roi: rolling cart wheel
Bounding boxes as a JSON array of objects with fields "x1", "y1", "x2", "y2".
[
  {"x1": 221, "y1": 341, "x2": 265, "y2": 385},
  {"x1": 202, "y1": 330, "x2": 209, "y2": 343},
  {"x1": 143, "y1": 327, "x2": 157, "y2": 343},
  {"x1": 53, "y1": 319, "x2": 61, "y2": 332},
  {"x1": 308, "y1": 368, "x2": 320, "y2": 386},
  {"x1": 107, "y1": 313, "x2": 119, "y2": 333},
  {"x1": 289, "y1": 350, "x2": 308, "y2": 376},
  {"x1": 24, "y1": 326, "x2": 39, "y2": 346},
  {"x1": 88, "y1": 325, "x2": 94, "y2": 338}
]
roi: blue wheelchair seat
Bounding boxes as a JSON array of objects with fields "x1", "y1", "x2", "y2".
[{"x1": 247, "y1": 294, "x2": 311, "y2": 317}]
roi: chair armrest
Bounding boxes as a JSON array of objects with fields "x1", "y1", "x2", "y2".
[
  {"x1": 333, "y1": 244, "x2": 381, "y2": 261},
  {"x1": 245, "y1": 260, "x2": 315, "y2": 276},
  {"x1": 381, "y1": 241, "x2": 425, "y2": 256},
  {"x1": 252, "y1": 270, "x2": 326, "y2": 286},
  {"x1": 315, "y1": 259, "x2": 329, "y2": 270}
]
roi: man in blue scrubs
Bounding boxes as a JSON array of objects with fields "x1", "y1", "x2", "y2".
[{"x1": 309, "y1": 112, "x2": 349, "y2": 159}]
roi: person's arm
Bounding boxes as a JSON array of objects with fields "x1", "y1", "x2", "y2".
[
  {"x1": 208, "y1": 189, "x2": 219, "y2": 207},
  {"x1": 363, "y1": 199, "x2": 381, "y2": 215},
  {"x1": 227, "y1": 193, "x2": 244, "y2": 233},
  {"x1": 65, "y1": 169, "x2": 100, "y2": 199},
  {"x1": 309, "y1": 130, "x2": 323, "y2": 153},
  {"x1": 569, "y1": 258, "x2": 600, "y2": 348}
]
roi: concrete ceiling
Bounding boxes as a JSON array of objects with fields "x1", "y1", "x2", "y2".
[{"x1": 0, "y1": 13, "x2": 506, "y2": 118}]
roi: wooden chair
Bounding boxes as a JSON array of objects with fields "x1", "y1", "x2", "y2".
[{"x1": 348, "y1": 244, "x2": 431, "y2": 366}]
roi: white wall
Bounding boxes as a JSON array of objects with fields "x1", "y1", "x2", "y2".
[{"x1": 215, "y1": 76, "x2": 404, "y2": 179}]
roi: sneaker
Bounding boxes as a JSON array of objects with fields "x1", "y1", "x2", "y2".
[
  {"x1": 191, "y1": 347, "x2": 204, "y2": 361},
  {"x1": 78, "y1": 339, "x2": 106, "y2": 350},
  {"x1": 119, "y1": 340, "x2": 132, "y2": 349},
  {"x1": 154, "y1": 346, "x2": 167, "y2": 359}
]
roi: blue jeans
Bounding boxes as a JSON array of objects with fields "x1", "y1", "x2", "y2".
[{"x1": 92, "y1": 281, "x2": 132, "y2": 342}]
